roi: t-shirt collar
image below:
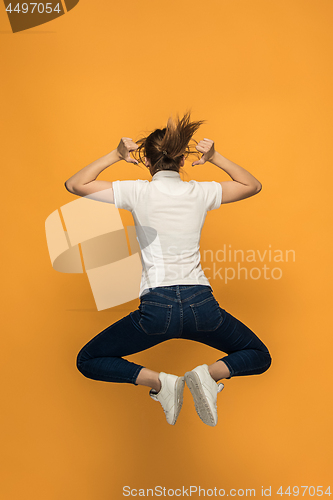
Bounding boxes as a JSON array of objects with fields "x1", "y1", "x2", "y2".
[{"x1": 152, "y1": 170, "x2": 181, "y2": 181}]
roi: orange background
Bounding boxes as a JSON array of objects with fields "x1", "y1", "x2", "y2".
[{"x1": 1, "y1": 0, "x2": 332, "y2": 498}]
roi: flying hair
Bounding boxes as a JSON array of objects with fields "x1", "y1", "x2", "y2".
[{"x1": 133, "y1": 110, "x2": 206, "y2": 176}]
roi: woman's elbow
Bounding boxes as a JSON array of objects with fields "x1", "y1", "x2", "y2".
[
  {"x1": 64, "y1": 181, "x2": 74, "y2": 193},
  {"x1": 247, "y1": 182, "x2": 262, "y2": 199},
  {"x1": 254, "y1": 182, "x2": 262, "y2": 194}
]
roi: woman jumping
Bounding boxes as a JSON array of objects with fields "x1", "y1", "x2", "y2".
[{"x1": 64, "y1": 111, "x2": 272, "y2": 427}]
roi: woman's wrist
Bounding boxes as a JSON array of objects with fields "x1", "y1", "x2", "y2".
[
  {"x1": 109, "y1": 149, "x2": 122, "y2": 163},
  {"x1": 208, "y1": 151, "x2": 218, "y2": 164}
]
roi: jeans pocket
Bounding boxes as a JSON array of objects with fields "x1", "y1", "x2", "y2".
[
  {"x1": 139, "y1": 301, "x2": 172, "y2": 335},
  {"x1": 190, "y1": 296, "x2": 223, "y2": 332}
]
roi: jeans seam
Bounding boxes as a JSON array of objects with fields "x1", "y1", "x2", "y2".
[
  {"x1": 141, "y1": 292, "x2": 179, "y2": 301},
  {"x1": 182, "y1": 289, "x2": 213, "y2": 303}
]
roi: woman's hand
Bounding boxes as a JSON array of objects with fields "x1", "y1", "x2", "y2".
[
  {"x1": 116, "y1": 137, "x2": 139, "y2": 165},
  {"x1": 192, "y1": 138, "x2": 216, "y2": 166}
]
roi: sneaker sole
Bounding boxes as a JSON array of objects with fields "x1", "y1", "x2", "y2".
[
  {"x1": 172, "y1": 377, "x2": 185, "y2": 425},
  {"x1": 184, "y1": 371, "x2": 217, "y2": 427}
]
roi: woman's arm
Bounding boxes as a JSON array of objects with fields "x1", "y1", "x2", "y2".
[
  {"x1": 64, "y1": 138, "x2": 139, "y2": 198},
  {"x1": 210, "y1": 151, "x2": 262, "y2": 204},
  {"x1": 65, "y1": 150, "x2": 120, "y2": 191},
  {"x1": 193, "y1": 139, "x2": 262, "y2": 204},
  {"x1": 210, "y1": 151, "x2": 261, "y2": 189}
]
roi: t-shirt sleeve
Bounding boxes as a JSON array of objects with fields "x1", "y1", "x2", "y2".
[
  {"x1": 200, "y1": 181, "x2": 223, "y2": 211},
  {"x1": 112, "y1": 180, "x2": 144, "y2": 212}
]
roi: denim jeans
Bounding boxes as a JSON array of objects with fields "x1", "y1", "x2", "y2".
[{"x1": 76, "y1": 285, "x2": 272, "y2": 384}]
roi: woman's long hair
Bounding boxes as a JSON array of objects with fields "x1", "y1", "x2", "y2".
[{"x1": 133, "y1": 110, "x2": 206, "y2": 176}]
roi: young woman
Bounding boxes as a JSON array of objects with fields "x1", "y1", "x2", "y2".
[{"x1": 65, "y1": 111, "x2": 272, "y2": 427}]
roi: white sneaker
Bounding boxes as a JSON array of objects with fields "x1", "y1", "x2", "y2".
[
  {"x1": 149, "y1": 372, "x2": 185, "y2": 425},
  {"x1": 184, "y1": 364, "x2": 224, "y2": 427}
]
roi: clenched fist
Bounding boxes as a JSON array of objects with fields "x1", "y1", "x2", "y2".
[
  {"x1": 116, "y1": 137, "x2": 139, "y2": 165},
  {"x1": 192, "y1": 138, "x2": 216, "y2": 166}
]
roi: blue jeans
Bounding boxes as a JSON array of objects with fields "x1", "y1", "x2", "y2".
[{"x1": 76, "y1": 285, "x2": 272, "y2": 384}]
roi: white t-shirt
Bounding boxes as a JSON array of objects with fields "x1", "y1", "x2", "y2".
[{"x1": 112, "y1": 170, "x2": 222, "y2": 297}]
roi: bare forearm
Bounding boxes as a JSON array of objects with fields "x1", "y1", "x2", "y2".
[
  {"x1": 65, "y1": 149, "x2": 120, "y2": 189},
  {"x1": 209, "y1": 151, "x2": 261, "y2": 187}
]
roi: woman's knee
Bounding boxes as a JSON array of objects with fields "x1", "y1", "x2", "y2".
[
  {"x1": 260, "y1": 349, "x2": 272, "y2": 373},
  {"x1": 76, "y1": 347, "x2": 90, "y2": 373}
]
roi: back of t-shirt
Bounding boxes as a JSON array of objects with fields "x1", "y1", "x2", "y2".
[{"x1": 112, "y1": 171, "x2": 222, "y2": 296}]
